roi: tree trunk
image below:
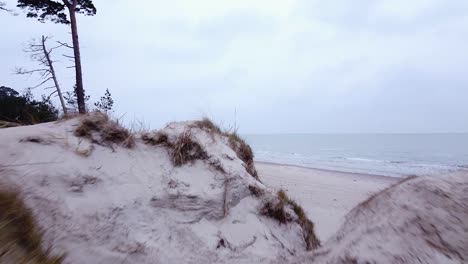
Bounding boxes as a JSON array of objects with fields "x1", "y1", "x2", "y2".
[
  {"x1": 41, "y1": 35, "x2": 68, "y2": 116},
  {"x1": 67, "y1": 5, "x2": 86, "y2": 114}
]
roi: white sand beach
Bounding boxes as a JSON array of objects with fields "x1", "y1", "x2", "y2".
[{"x1": 256, "y1": 162, "x2": 398, "y2": 240}]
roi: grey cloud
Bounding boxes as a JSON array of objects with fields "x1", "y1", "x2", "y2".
[{"x1": 1, "y1": 0, "x2": 467, "y2": 133}]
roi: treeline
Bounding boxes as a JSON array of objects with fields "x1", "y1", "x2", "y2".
[
  {"x1": 0, "y1": 86, "x2": 57, "y2": 125},
  {"x1": 0, "y1": 85, "x2": 114, "y2": 126}
]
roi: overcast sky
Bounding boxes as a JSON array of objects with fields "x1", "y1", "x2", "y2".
[{"x1": 1, "y1": 0, "x2": 467, "y2": 133}]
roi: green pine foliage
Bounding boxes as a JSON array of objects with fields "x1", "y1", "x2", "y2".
[{"x1": 0, "y1": 86, "x2": 58, "y2": 125}]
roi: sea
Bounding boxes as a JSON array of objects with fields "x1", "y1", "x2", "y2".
[{"x1": 243, "y1": 133, "x2": 468, "y2": 178}]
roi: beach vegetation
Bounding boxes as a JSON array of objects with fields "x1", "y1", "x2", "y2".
[
  {"x1": 194, "y1": 117, "x2": 260, "y2": 181},
  {"x1": 142, "y1": 129, "x2": 209, "y2": 166},
  {"x1": 261, "y1": 190, "x2": 321, "y2": 250},
  {"x1": 0, "y1": 188, "x2": 64, "y2": 263},
  {"x1": 74, "y1": 112, "x2": 135, "y2": 148}
]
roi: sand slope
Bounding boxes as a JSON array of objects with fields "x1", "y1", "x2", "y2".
[
  {"x1": 299, "y1": 173, "x2": 467, "y2": 264},
  {"x1": 0, "y1": 117, "x2": 312, "y2": 264}
]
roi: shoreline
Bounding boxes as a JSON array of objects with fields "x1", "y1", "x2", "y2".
[{"x1": 256, "y1": 160, "x2": 400, "y2": 181}]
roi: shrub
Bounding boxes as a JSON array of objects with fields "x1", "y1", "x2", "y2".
[
  {"x1": 74, "y1": 112, "x2": 135, "y2": 148},
  {"x1": 0, "y1": 189, "x2": 64, "y2": 263}
]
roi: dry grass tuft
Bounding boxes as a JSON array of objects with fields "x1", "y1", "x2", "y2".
[
  {"x1": 169, "y1": 130, "x2": 209, "y2": 166},
  {"x1": 0, "y1": 189, "x2": 64, "y2": 263},
  {"x1": 141, "y1": 132, "x2": 170, "y2": 146},
  {"x1": 248, "y1": 185, "x2": 265, "y2": 197},
  {"x1": 74, "y1": 112, "x2": 135, "y2": 149},
  {"x1": 194, "y1": 118, "x2": 223, "y2": 135},
  {"x1": 227, "y1": 132, "x2": 260, "y2": 181},
  {"x1": 260, "y1": 198, "x2": 290, "y2": 224},
  {"x1": 262, "y1": 190, "x2": 320, "y2": 250},
  {"x1": 141, "y1": 129, "x2": 211, "y2": 167},
  {"x1": 193, "y1": 118, "x2": 260, "y2": 181}
]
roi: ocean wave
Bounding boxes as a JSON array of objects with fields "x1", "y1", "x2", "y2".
[{"x1": 336, "y1": 157, "x2": 405, "y2": 164}]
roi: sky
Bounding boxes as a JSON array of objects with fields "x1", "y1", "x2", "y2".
[{"x1": 1, "y1": 0, "x2": 467, "y2": 133}]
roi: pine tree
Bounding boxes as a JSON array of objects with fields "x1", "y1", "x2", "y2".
[
  {"x1": 64, "y1": 84, "x2": 90, "y2": 112},
  {"x1": 94, "y1": 89, "x2": 114, "y2": 112}
]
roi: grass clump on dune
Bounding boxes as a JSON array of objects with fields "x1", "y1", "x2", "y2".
[
  {"x1": 141, "y1": 131, "x2": 170, "y2": 146},
  {"x1": 170, "y1": 130, "x2": 209, "y2": 166},
  {"x1": 0, "y1": 189, "x2": 64, "y2": 263},
  {"x1": 142, "y1": 130, "x2": 209, "y2": 167},
  {"x1": 194, "y1": 118, "x2": 223, "y2": 135},
  {"x1": 226, "y1": 131, "x2": 259, "y2": 181},
  {"x1": 194, "y1": 118, "x2": 260, "y2": 181},
  {"x1": 261, "y1": 190, "x2": 320, "y2": 250},
  {"x1": 75, "y1": 112, "x2": 135, "y2": 148},
  {"x1": 143, "y1": 118, "x2": 260, "y2": 179}
]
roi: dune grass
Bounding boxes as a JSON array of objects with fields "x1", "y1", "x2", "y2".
[
  {"x1": 170, "y1": 130, "x2": 209, "y2": 166},
  {"x1": 194, "y1": 118, "x2": 260, "y2": 181},
  {"x1": 0, "y1": 189, "x2": 64, "y2": 263},
  {"x1": 141, "y1": 131, "x2": 170, "y2": 146},
  {"x1": 261, "y1": 190, "x2": 321, "y2": 250},
  {"x1": 142, "y1": 130, "x2": 209, "y2": 166},
  {"x1": 75, "y1": 112, "x2": 135, "y2": 148}
]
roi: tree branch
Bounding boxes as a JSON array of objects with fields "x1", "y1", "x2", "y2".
[
  {"x1": 61, "y1": 0, "x2": 71, "y2": 7},
  {"x1": 0, "y1": 2, "x2": 15, "y2": 14},
  {"x1": 39, "y1": 70, "x2": 52, "y2": 79},
  {"x1": 15, "y1": 68, "x2": 50, "y2": 75},
  {"x1": 30, "y1": 77, "x2": 53, "y2": 89},
  {"x1": 57, "y1": 41, "x2": 73, "y2": 49},
  {"x1": 48, "y1": 90, "x2": 58, "y2": 97}
]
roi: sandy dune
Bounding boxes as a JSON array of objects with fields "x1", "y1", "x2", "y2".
[{"x1": 256, "y1": 162, "x2": 397, "y2": 240}]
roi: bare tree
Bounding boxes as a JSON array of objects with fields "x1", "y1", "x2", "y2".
[{"x1": 16, "y1": 36, "x2": 68, "y2": 116}]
